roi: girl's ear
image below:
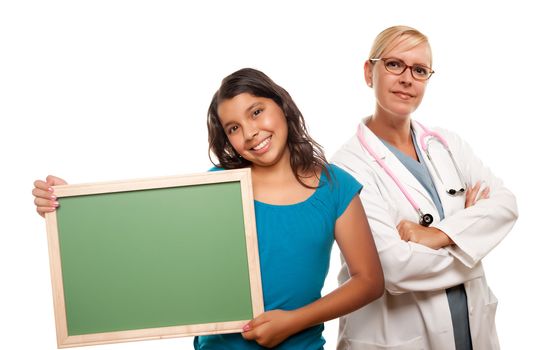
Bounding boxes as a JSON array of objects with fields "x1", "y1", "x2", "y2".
[{"x1": 364, "y1": 60, "x2": 373, "y2": 88}]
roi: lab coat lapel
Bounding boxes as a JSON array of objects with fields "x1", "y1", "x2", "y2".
[{"x1": 359, "y1": 121, "x2": 435, "y2": 208}]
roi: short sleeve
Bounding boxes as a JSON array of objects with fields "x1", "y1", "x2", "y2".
[{"x1": 328, "y1": 164, "x2": 363, "y2": 218}]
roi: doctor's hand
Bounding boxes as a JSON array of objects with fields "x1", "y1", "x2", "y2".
[
  {"x1": 465, "y1": 181, "x2": 490, "y2": 208},
  {"x1": 397, "y1": 220, "x2": 453, "y2": 250},
  {"x1": 32, "y1": 175, "x2": 67, "y2": 217},
  {"x1": 241, "y1": 310, "x2": 298, "y2": 348}
]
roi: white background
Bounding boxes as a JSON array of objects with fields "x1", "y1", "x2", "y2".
[{"x1": 1, "y1": 1, "x2": 541, "y2": 349}]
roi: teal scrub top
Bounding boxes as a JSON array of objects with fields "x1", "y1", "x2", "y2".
[{"x1": 194, "y1": 164, "x2": 362, "y2": 349}]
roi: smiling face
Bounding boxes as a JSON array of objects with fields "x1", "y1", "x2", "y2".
[
  {"x1": 217, "y1": 93, "x2": 290, "y2": 169},
  {"x1": 365, "y1": 38, "x2": 432, "y2": 121}
]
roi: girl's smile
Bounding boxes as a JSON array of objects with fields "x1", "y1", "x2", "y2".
[
  {"x1": 250, "y1": 136, "x2": 271, "y2": 153},
  {"x1": 217, "y1": 93, "x2": 289, "y2": 169}
]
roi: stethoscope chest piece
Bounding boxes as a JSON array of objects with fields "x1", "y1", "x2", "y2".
[{"x1": 419, "y1": 213, "x2": 433, "y2": 227}]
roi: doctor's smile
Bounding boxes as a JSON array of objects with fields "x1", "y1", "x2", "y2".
[{"x1": 392, "y1": 90, "x2": 415, "y2": 100}]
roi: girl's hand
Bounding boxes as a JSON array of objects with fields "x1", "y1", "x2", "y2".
[
  {"x1": 32, "y1": 175, "x2": 67, "y2": 217},
  {"x1": 465, "y1": 181, "x2": 490, "y2": 208},
  {"x1": 241, "y1": 310, "x2": 298, "y2": 348},
  {"x1": 240, "y1": 196, "x2": 384, "y2": 348},
  {"x1": 397, "y1": 220, "x2": 453, "y2": 250}
]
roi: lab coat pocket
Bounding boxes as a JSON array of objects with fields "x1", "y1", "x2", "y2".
[
  {"x1": 338, "y1": 336, "x2": 425, "y2": 350},
  {"x1": 483, "y1": 287, "x2": 498, "y2": 322},
  {"x1": 469, "y1": 285, "x2": 500, "y2": 350}
]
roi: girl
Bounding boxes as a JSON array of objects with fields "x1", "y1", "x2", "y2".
[
  {"x1": 332, "y1": 26, "x2": 518, "y2": 349},
  {"x1": 33, "y1": 68, "x2": 384, "y2": 349}
]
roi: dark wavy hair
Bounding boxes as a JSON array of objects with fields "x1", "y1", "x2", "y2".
[{"x1": 207, "y1": 68, "x2": 330, "y2": 188}]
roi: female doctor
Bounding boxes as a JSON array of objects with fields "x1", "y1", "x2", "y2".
[{"x1": 332, "y1": 26, "x2": 518, "y2": 350}]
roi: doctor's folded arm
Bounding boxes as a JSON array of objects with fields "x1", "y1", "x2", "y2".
[{"x1": 332, "y1": 26, "x2": 518, "y2": 350}]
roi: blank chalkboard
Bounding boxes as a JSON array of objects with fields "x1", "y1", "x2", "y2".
[{"x1": 45, "y1": 169, "x2": 263, "y2": 348}]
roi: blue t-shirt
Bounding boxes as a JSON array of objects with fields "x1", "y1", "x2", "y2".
[{"x1": 194, "y1": 164, "x2": 362, "y2": 349}]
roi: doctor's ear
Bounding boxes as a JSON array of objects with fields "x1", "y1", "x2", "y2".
[{"x1": 364, "y1": 60, "x2": 373, "y2": 88}]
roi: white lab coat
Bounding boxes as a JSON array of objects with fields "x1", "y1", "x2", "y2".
[{"x1": 332, "y1": 118, "x2": 518, "y2": 350}]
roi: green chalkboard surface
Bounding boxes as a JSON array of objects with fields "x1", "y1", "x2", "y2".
[{"x1": 45, "y1": 169, "x2": 263, "y2": 348}]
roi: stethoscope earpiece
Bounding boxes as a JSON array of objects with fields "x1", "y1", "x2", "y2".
[{"x1": 447, "y1": 188, "x2": 465, "y2": 196}]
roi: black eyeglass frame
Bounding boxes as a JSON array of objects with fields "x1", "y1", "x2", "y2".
[{"x1": 370, "y1": 57, "x2": 435, "y2": 81}]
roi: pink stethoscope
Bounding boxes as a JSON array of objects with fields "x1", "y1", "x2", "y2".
[{"x1": 357, "y1": 121, "x2": 467, "y2": 227}]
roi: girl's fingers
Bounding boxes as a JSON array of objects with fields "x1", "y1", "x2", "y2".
[
  {"x1": 34, "y1": 179, "x2": 53, "y2": 192},
  {"x1": 46, "y1": 175, "x2": 67, "y2": 186},
  {"x1": 34, "y1": 197, "x2": 59, "y2": 208},
  {"x1": 37, "y1": 206, "x2": 57, "y2": 218},
  {"x1": 32, "y1": 187, "x2": 56, "y2": 200},
  {"x1": 33, "y1": 176, "x2": 65, "y2": 218}
]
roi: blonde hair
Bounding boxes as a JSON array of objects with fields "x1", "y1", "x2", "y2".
[{"x1": 369, "y1": 25, "x2": 432, "y2": 66}]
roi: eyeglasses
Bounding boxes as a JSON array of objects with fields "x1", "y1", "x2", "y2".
[{"x1": 370, "y1": 57, "x2": 435, "y2": 81}]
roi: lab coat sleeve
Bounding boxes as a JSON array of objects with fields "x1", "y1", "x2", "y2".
[
  {"x1": 333, "y1": 148, "x2": 482, "y2": 295},
  {"x1": 434, "y1": 129, "x2": 519, "y2": 268}
]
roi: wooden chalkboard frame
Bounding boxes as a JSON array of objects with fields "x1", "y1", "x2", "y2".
[{"x1": 44, "y1": 169, "x2": 263, "y2": 348}]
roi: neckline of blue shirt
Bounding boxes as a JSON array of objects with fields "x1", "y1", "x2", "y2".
[{"x1": 254, "y1": 170, "x2": 325, "y2": 208}]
